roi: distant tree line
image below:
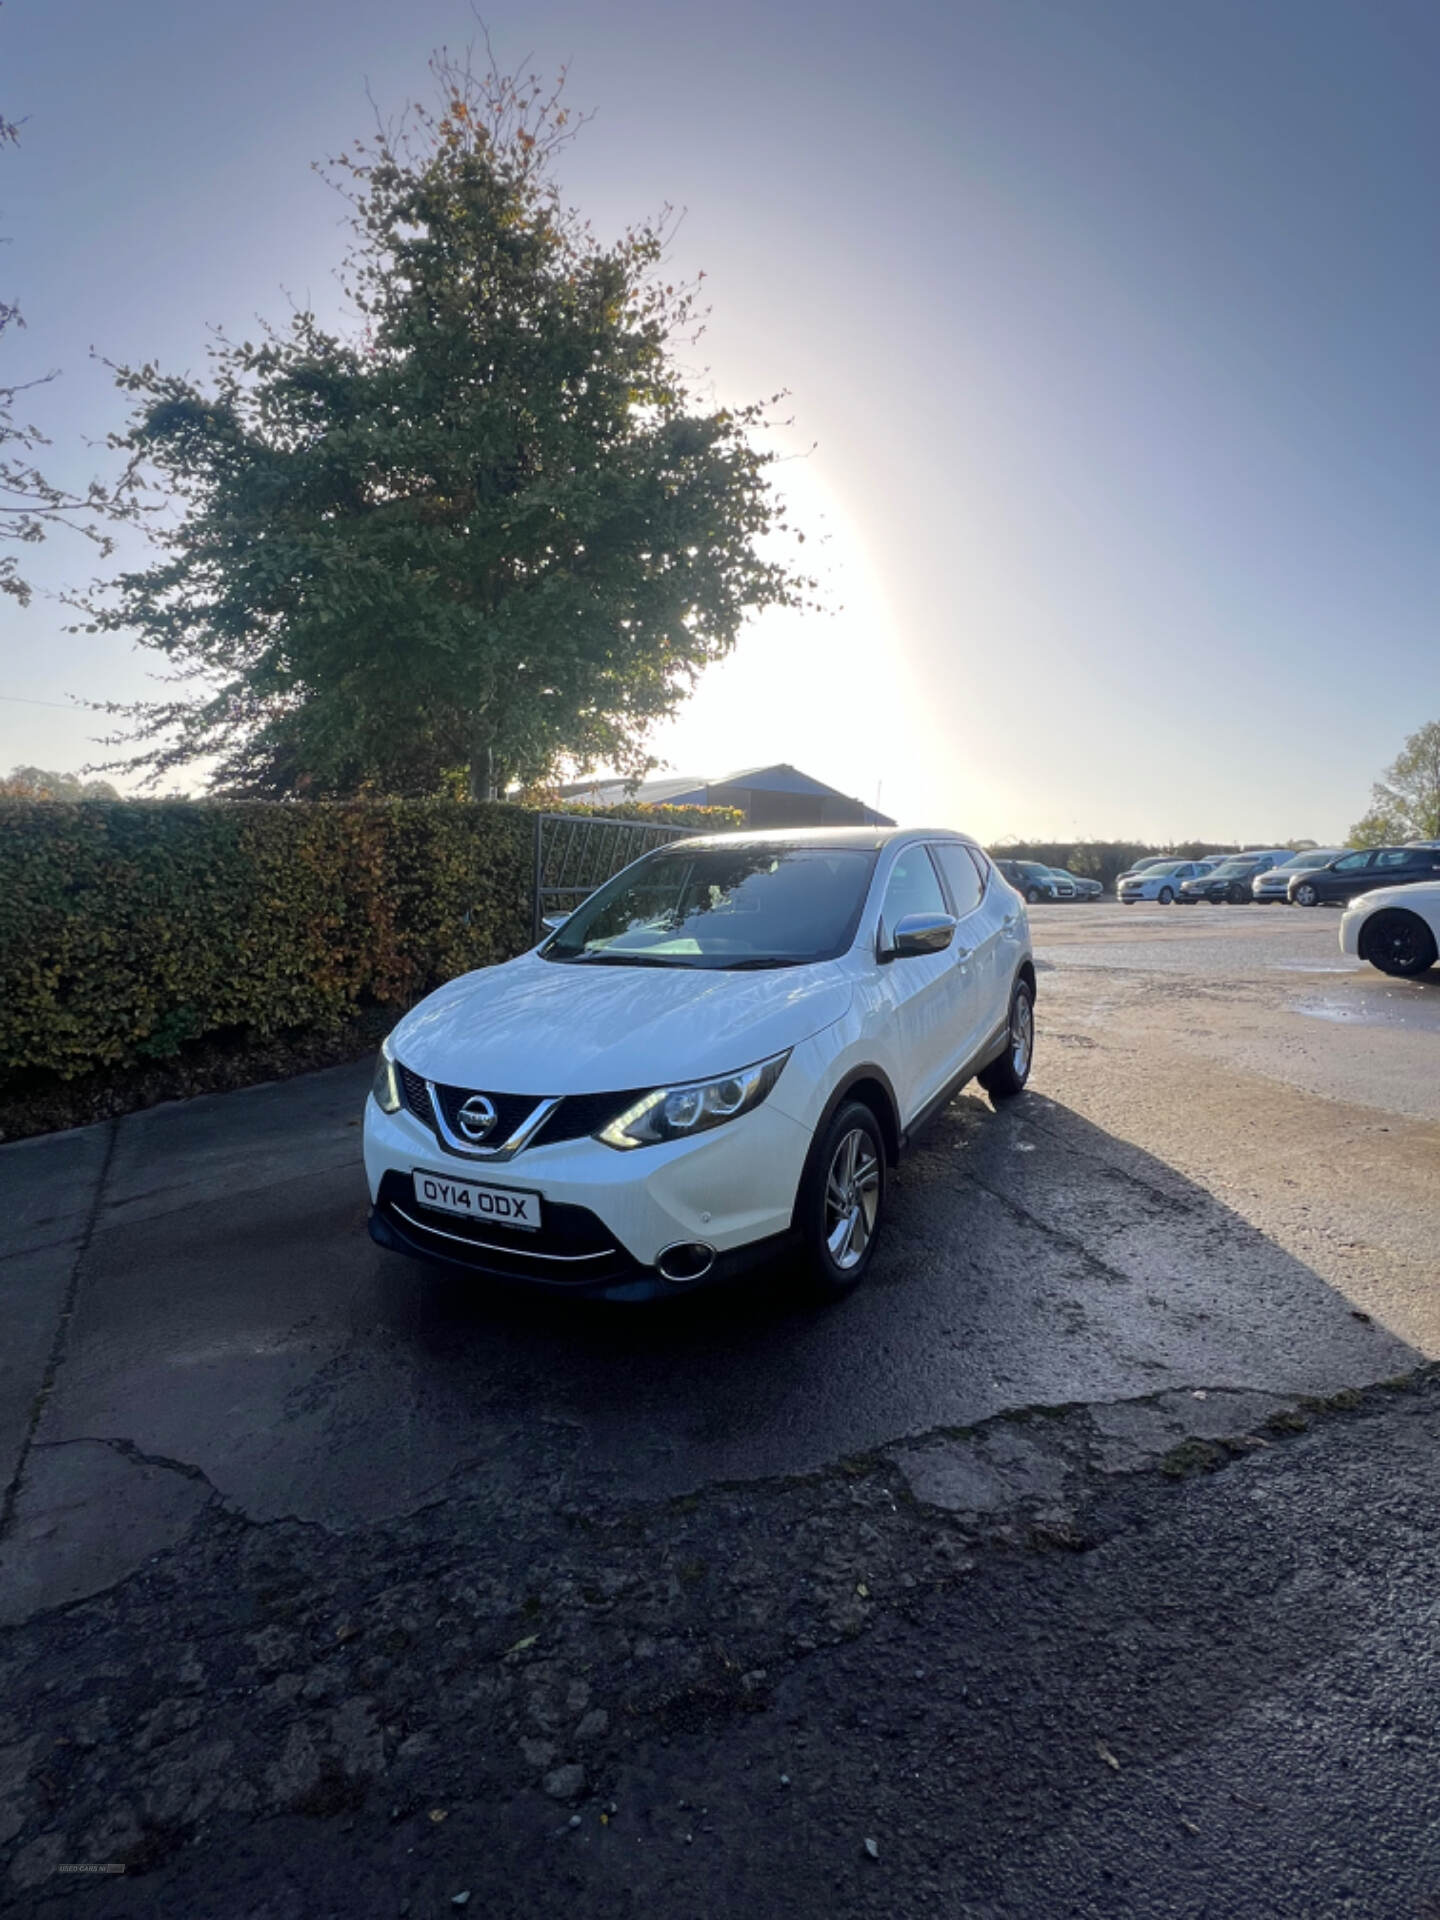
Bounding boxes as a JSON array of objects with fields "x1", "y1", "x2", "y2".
[{"x1": 0, "y1": 764, "x2": 120, "y2": 800}]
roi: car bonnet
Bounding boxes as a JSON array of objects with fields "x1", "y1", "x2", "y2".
[{"x1": 389, "y1": 950, "x2": 856, "y2": 1095}]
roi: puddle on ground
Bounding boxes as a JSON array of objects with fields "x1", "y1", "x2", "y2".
[
  {"x1": 1289, "y1": 992, "x2": 1432, "y2": 1029},
  {"x1": 1267, "y1": 961, "x2": 1357, "y2": 974}
]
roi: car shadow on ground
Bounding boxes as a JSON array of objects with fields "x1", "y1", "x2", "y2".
[{"x1": 366, "y1": 1085, "x2": 1417, "y2": 1503}]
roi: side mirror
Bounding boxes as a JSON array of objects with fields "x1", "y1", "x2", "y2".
[{"x1": 885, "y1": 912, "x2": 957, "y2": 960}]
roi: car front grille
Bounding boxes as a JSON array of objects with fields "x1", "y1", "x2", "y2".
[
  {"x1": 534, "y1": 1090, "x2": 651, "y2": 1145},
  {"x1": 399, "y1": 1065, "x2": 432, "y2": 1124},
  {"x1": 397, "y1": 1065, "x2": 649, "y2": 1155}
]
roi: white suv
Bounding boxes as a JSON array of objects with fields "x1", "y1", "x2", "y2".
[{"x1": 364, "y1": 828, "x2": 1036, "y2": 1301}]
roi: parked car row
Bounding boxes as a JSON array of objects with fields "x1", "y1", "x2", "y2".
[{"x1": 1115, "y1": 844, "x2": 1440, "y2": 907}]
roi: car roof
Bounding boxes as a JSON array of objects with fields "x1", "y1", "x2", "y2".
[{"x1": 673, "y1": 825, "x2": 976, "y2": 853}]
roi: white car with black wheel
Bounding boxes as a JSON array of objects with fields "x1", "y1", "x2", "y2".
[
  {"x1": 364, "y1": 827, "x2": 1036, "y2": 1301},
  {"x1": 1340, "y1": 882, "x2": 1440, "y2": 978}
]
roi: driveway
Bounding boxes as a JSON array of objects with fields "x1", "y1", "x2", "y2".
[{"x1": 2, "y1": 902, "x2": 1438, "y2": 1909}]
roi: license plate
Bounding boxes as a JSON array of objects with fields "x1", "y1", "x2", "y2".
[{"x1": 413, "y1": 1169, "x2": 542, "y2": 1231}]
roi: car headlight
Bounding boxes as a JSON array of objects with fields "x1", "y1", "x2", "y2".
[
  {"x1": 371, "y1": 1033, "x2": 403, "y2": 1114},
  {"x1": 596, "y1": 1051, "x2": 791, "y2": 1150}
]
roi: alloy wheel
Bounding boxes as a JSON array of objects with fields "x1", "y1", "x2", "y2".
[
  {"x1": 1365, "y1": 911, "x2": 1437, "y2": 976},
  {"x1": 1011, "y1": 988, "x2": 1035, "y2": 1079},
  {"x1": 824, "y1": 1127, "x2": 881, "y2": 1271}
]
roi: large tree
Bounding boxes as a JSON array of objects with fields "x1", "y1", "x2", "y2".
[
  {"x1": 84, "y1": 52, "x2": 812, "y2": 798},
  {"x1": 1348, "y1": 719, "x2": 1440, "y2": 848}
]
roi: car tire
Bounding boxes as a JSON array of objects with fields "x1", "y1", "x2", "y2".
[
  {"x1": 797, "y1": 1099, "x2": 887, "y2": 1296},
  {"x1": 1226, "y1": 882, "x2": 1247, "y2": 904},
  {"x1": 979, "y1": 976, "x2": 1035, "y2": 1102},
  {"x1": 1026, "y1": 886, "x2": 1042, "y2": 904},
  {"x1": 1294, "y1": 881, "x2": 1320, "y2": 907},
  {"x1": 1157, "y1": 886, "x2": 1175, "y2": 905},
  {"x1": 1361, "y1": 909, "x2": 1439, "y2": 978}
]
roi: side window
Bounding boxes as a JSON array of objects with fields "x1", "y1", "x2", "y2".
[
  {"x1": 933, "y1": 842, "x2": 984, "y2": 916},
  {"x1": 881, "y1": 846, "x2": 948, "y2": 931},
  {"x1": 1375, "y1": 849, "x2": 1413, "y2": 870},
  {"x1": 1334, "y1": 852, "x2": 1371, "y2": 871}
]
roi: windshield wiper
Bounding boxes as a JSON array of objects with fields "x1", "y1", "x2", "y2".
[
  {"x1": 719, "y1": 956, "x2": 808, "y2": 970},
  {"x1": 561, "y1": 951, "x2": 701, "y2": 968}
]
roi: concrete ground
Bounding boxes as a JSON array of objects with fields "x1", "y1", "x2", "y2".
[{"x1": 2, "y1": 901, "x2": 1438, "y2": 1911}]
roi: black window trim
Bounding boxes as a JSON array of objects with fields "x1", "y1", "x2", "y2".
[
  {"x1": 928, "y1": 838, "x2": 986, "y2": 919},
  {"x1": 878, "y1": 841, "x2": 950, "y2": 938}
]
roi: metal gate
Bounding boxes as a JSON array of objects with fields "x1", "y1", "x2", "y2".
[{"x1": 532, "y1": 812, "x2": 694, "y2": 942}]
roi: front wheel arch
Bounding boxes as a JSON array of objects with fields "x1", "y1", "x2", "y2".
[{"x1": 791, "y1": 1068, "x2": 901, "y2": 1233}]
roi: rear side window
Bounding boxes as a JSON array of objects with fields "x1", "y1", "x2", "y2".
[
  {"x1": 933, "y1": 842, "x2": 984, "y2": 916},
  {"x1": 881, "y1": 846, "x2": 948, "y2": 929},
  {"x1": 1374, "y1": 849, "x2": 1418, "y2": 870}
]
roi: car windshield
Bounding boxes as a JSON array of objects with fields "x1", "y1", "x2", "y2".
[
  {"x1": 543, "y1": 844, "x2": 879, "y2": 969},
  {"x1": 1210, "y1": 860, "x2": 1258, "y2": 876},
  {"x1": 1147, "y1": 862, "x2": 1185, "y2": 876}
]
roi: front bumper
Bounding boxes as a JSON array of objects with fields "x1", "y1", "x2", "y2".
[{"x1": 363, "y1": 1093, "x2": 814, "y2": 1297}]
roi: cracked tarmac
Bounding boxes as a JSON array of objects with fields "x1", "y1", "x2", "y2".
[{"x1": 1, "y1": 902, "x2": 1438, "y2": 1912}]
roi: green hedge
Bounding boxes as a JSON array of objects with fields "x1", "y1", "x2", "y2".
[
  {"x1": 552, "y1": 800, "x2": 745, "y2": 831},
  {"x1": 0, "y1": 797, "x2": 738, "y2": 1085}
]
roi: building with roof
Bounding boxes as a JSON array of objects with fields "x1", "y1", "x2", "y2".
[{"x1": 557, "y1": 763, "x2": 895, "y2": 829}]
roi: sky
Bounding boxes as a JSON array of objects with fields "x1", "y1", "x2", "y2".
[{"x1": 2, "y1": 0, "x2": 1437, "y2": 843}]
